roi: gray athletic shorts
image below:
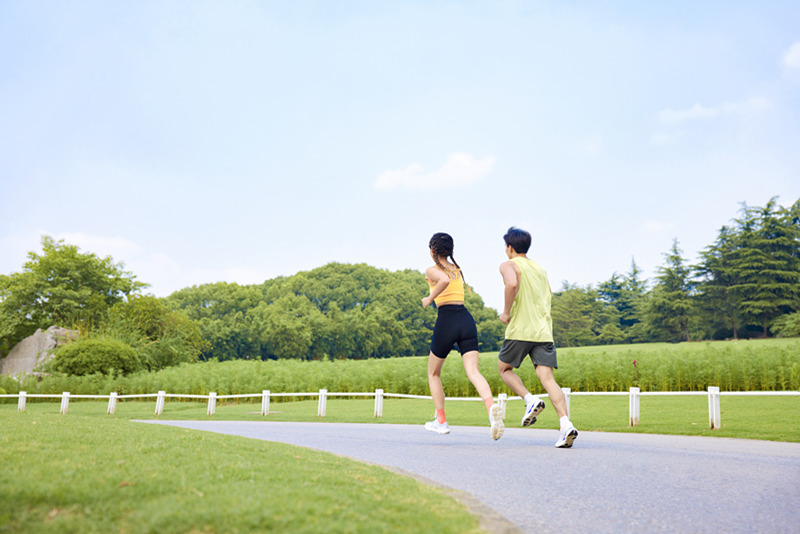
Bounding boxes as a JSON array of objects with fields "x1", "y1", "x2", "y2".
[{"x1": 498, "y1": 340, "x2": 558, "y2": 369}]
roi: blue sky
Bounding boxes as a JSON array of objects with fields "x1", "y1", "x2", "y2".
[{"x1": 1, "y1": 1, "x2": 799, "y2": 312}]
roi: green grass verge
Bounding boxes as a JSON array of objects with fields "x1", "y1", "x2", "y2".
[
  {"x1": 0, "y1": 410, "x2": 482, "y2": 534},
  {"x1": 5, "y1": 393, "x2": 799, "y2": 442}
]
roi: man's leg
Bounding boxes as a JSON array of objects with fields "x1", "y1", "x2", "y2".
[
  {"x1": 535, "y1": 365, "x2": 578, "y2": 447},
  {"x1": 499, "y1": 359, "x2": 545, "y2": 426},
  {"x1": 498, "y1": 359, "x2": 530, "y2": 398},
  {"x1": 534, "y1": 365, "x2": 568, "y2": 418}
]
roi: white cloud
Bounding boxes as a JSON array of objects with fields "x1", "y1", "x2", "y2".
[
  {"x1": 374, "y1": 152, "x2": 495, "y2": 191},
  {"x1": 658, "y1": 97, "x2": 770, "y2": 124},
  {"x1": 783, "y1": 41, "x2": 800, "y2": 69}
]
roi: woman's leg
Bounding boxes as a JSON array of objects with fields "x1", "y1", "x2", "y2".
[
  {"x1": 464, "y1": 350, "x2": 505, "y2": 440},
  {"x1": 461, "y1": 350, "x2": 494, "y2": 403},
  {"x1": 428, "y1": 352, "x2": 446, "y2": 413}
]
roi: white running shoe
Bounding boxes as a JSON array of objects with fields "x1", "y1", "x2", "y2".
[
  {"x1": 555, "y1": 425, "x2": 578, "y2": 448},
  {"x1": 521, "y1": 398, "x2": 546, "y2": 427},
  {"x1": 425, "y1": 419, "x2": 450, "y2": 435},
  {"x1": 489, "y1": 404, "x2": 505, "y2": 441}
]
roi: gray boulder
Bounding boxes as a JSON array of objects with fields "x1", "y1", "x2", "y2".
[{"x1": 0, "y1": 326, "x2": 78, "y2": 375}]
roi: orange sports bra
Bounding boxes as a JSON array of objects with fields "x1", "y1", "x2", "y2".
[{"x1": 427, "y1": 267, "x2": 467, "y2": 306}]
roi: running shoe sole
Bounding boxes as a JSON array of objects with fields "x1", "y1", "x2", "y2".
[
  {"x1": 491, "y1": 420, "x2": 505, "y2": 440},
  {"x1": 555, "y1": 428, "x2": 578, "y2": 448},
  {"x1": 521, "y1": 400, "x2": 546, "y2": 427},
  {"x1": 490, "y1": 404, "x2": 505, "y2": 441}
]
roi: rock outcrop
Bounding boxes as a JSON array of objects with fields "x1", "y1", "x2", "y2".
[{"x1": 0, "y1": 326, "x2": 78, "y2": 375}]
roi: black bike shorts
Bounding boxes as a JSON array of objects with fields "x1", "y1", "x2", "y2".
[{"x1": 430, "y1": 304, "x2": 480, "y2": 358}]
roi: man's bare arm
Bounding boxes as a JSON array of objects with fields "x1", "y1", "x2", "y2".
[{"x1": 499, "y1": 261, "x2": 520, "y2": 324}]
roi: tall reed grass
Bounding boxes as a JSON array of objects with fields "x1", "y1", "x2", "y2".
[{"x1": 2, "y1": 339, "x2": 798, "y2": 400}]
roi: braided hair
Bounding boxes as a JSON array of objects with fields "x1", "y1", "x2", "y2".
[{"x1": 429, "y1": 232, "x2": 468, "y2": 288}]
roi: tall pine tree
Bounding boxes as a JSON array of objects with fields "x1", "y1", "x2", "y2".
[
  {"x1": 645, "y1": 239, "x2": 697, "y2": 341},
  {"x1": 696, "y1": 225, "x2": 743, "y2": 338},
  {"x1": 727, "y1": 198, "x2": 800, "y2": 336}
]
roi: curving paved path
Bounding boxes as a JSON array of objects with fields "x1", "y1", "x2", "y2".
[{"x1": 140, "y1": 420, "x2": 800, "y2": 533}]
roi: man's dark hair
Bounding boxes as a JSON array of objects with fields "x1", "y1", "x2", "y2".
[{"x1": 503, "y1": 227, "x2": 531, "y2": 254}]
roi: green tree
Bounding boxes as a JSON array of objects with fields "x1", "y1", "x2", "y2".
[
  {"x1": 165, "y1": 282, "x2": 263, "y2": 360},
  {"x1": 551, "y1": 283, "x2": 598, "y2": 347},
  {"x1": 163, "y1": 263, "x2": 508, "y2": 360},
  {"x1": 644, "y1": 239, "x2": 697, "y2": 341},
  {"x1": 597, "y1": 258, "x2": 649, "y2": 344},
  {"x1": 771, "y1": 312, "x2": 800, "y2": 338},
  {"x1": 621, "y1": 259, "x2": 649, "y2": 342},
  {"x1": 251, "y1": 295, "x2": 322, "y2": 360},
  {"x1": 369, "y1": 269, "x2": 438, "y2": 356},
  {"x1": 696, "y1": 224, "x2": 744, "y2": 339},
  {"x1": 0, "y1": 236, "x2": 146, "y2": 356},
  {"x1": 727, "y1": 199, "x2": 800, "y2": 336}
]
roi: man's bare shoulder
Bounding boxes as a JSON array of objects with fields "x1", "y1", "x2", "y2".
[{"x1": 499, "y1": 259, "x2": 520, "y2": 273}]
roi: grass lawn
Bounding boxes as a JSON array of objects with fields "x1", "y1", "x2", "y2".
[
  {"x1": 2, "y1": 393, "x2": 798, "y2": 533},
  {"x1": 0, "y1": 409, "x2": 483, "y2": 534}
]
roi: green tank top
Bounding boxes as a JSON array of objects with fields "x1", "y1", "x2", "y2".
[{"x1": 505, "y1": 256, "x2": 553, "y2": 342}]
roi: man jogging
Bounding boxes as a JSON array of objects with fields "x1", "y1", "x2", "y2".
[{"x1": 497, "y1": 227, "x2": 578, "y2": 448}]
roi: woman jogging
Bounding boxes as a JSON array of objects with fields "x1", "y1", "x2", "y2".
[{"x1": 421, "y1": 232, "x2": 505, "y2": 440}]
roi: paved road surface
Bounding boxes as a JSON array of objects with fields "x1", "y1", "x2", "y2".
[{"x1": 140, "y1": 420, "x2": 800, "y2": 533}]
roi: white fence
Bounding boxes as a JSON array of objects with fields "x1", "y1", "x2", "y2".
[{"x1": 2, "y1": 388, "x2": 798, "y2": 429}]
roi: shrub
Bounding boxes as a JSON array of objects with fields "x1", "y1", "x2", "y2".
[
  {"x1": 106, "y1": 296, "x2": 205, "y2": 371},
  {"x1": 52, "y1": 337, "x2": 141, "y2": 376},
  {"x1": 771, "y1": 313, "x2": 800, "y2": 338}
]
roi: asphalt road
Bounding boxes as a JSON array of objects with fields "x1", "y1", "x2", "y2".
[{"x1": 140, "y1": 420, "x2": 800, "y2": 533}]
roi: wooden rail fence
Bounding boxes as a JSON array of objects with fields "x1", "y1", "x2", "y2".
[{"x1": 2, "y1": 388, "x2": 798, "y2": 429}]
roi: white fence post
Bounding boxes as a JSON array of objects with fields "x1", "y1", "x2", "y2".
[
  {"x1": 60, "y1": 392, "x2": 70, "y2": 414},
  {"x1": 155, "y1": 390, "x2": 166, "y2": 416},
  {"x1": 207, "y1": 392, "x2": 217, "y2": 416},
  {"x1": 107, "y1": 392, "x2": 118, "y2": 415},
  {"x1": 261, "y1": 390, "x2": 270, "y2": 416},
  {"x1": 374, "y1": 389, "x2": 384, "y2": 417},
  {"x1": 498, "y1": 393, "x2": 507, "y2": 414},
  {"x1": 18, "y1": 391, "x2": 26, "y2": 412},
  {"x1": 708, "y1": 386, "x2": 721, "y2": 429},
  {"x1": 629, "y1": 387, "x2": 640, "y2": 426},
  {"x1": 562, "y1": 387, "x2": 571, "y2": 418},
  {"x1": 318, "y1": 389, "x2": 327, "y2": 417}
]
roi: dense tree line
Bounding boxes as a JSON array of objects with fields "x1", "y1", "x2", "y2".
[
  {"x1": 164, "y1": 263, "x2": 504, "y2": 361},
  {"x1": 553, "y1": 198, "x2": 800, "y2": 346},
  {"x1": 1, "y1": 197, "x2": 798, "y2": 374},
  {"x1": 0, "y1": 245, "x2": 503, "y2": 368}
]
